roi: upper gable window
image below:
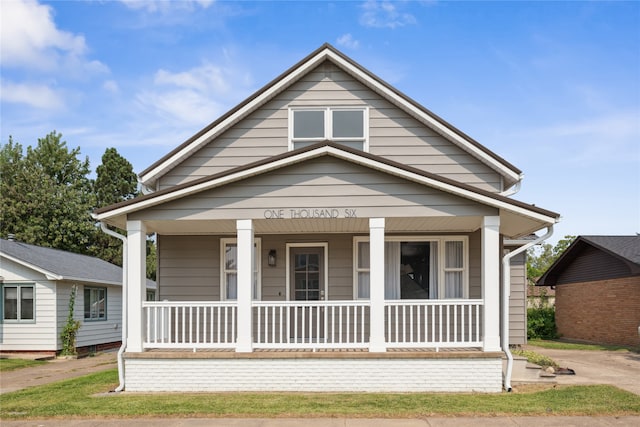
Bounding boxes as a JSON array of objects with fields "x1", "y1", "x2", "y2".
[{"x1": 290, "y1": 107, "x2": 368, "y2": 151}]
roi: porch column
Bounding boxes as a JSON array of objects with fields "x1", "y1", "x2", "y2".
[
  {"x1": 236, "y1": 219, "x2": 254, "y2": 352},
  {"x1": 126, "y1": 220, "x2": 147, "y2": 353},
  {"x1": 482, "y1": 216, "x2": 501, "y2": 351},
  {"x1": 369, "y1": 217, "x2": 386, "y2": 352}
]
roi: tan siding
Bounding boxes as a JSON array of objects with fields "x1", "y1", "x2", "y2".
[
  {"x1": 157, "y1": 235, "x2": 220, "y2": 301},
  {"x1": 468, "y1": 230, "x2": 481, "y2": 299},
  {"x1": 158, "y1": 61, "x2": 503, "y2": 192},
  {"x1": 508, "y1": 251, "x2": 527, "y2": 345},
  {"x1": 134, "y1": 158, "x2": 498, "y2": 222}
]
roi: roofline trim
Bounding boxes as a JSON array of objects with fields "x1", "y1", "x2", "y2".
[
  {"x1": 0, "y1": 253, "x2": 63, "y2": 281},
  {"x1": 138, "y1": 44, "x2": 522, "y2": 187}
]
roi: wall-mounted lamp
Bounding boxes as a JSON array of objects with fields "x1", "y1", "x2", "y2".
[{"x1": 268, "y1": 249, "x2": 277, "y2": 267}]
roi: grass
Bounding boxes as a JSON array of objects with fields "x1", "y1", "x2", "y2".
[
  {"x1": 0, "y1": 358, "x2": 46, "y2": 372},
  {"x1": 512, "y1": 348, "x2": 558, "y2": 368},
  {"x1": 1, "y1": 369, "x2": 639, "y2": 419},
  {"x1": 529, "y1": 339, "x2": 640, "y2": 353}
]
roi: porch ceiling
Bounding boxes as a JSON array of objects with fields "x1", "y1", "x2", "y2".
[{"x1": 140, "y1": 216, "x2": 483, "y2": 235}]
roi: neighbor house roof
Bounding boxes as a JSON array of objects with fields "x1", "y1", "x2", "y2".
[
  {"x1": 138, "y1": 43, "x2": 523, "y2": 190},
  {"x1": 0, "y1": 238, "x2": 155, "y2": 288},
  {"x1": 537, "y1": 235, "x2": 640, "y2": 286},
  {"x1": 95, "y1": 141, "x2": 560, "y2": 238}
]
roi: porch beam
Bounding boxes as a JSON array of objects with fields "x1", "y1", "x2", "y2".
[
  {"x1": 369, "y1": 217, "x2": 386, "y2": 352},
  {"x1": 236, "y1": 219, "x2": 254, "y2": 352},
  {"x1": 126, "y1": 220, "x2": 147, "y2": 353},
  {"x1": 481, "y1": 216, "x2": 501, "y2": 351}
]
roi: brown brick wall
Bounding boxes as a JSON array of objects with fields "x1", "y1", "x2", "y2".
[{"x1": 555, "y1": 277, "x2": 640, "y2": 347}]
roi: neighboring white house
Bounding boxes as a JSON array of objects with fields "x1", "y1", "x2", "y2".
[
  {"x1": 94, "y1": 44, "x2": 560, "y2": 392},
  {"x1": 0, "y1": 237, "x2": 155, "y2": 355}
]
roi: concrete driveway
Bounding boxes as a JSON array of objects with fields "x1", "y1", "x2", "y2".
[{"x1": 527, "y1": 345, "x2": 640, "y2": 395}]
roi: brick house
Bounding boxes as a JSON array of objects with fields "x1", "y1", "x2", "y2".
[{"x1": 537, "y1": 235, "x2": 640, "y2": 347}]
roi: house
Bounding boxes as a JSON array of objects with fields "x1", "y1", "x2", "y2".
[
  {"x1": 537, "y1": 235, "x2": 640, "y2": 347},
  {"x1": 0, "y1": 237, "x2": 155, "y2": 356},
  {"x1": 93, "y1": 44, "x2": 560, "y2": 392}
]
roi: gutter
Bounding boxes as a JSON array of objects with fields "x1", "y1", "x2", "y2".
[
  {"x1": 99, "y1": 223, "x2": 128, "y2": 392},
  {"x1": 500, "y1": 178, "x2": 522, "y2": 197},
  {"x1": 501, "y1": 225, "x2": 554, "y2": 392}
]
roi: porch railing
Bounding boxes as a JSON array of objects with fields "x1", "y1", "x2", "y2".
[
  {"x1": 385, "y1": 299, "x2": 483, "y2": 348},
  {"x1": 143, "y1": 301, "x2": 237, "y2": 349},
  {"x1": 253, "y1": 301, "x2": 370, "y2": 349},
  {"x1": 142, "y1": 299, "x2": 483, "y2": 350}
]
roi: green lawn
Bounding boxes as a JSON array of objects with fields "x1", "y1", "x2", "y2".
[
  {"x1": 0, "y1": 358, "x2": 46, "y2": 372},
  {"x1": 528, "y1": 339, "x2": 640, "y2": 352},
  {"x1": 1, "y1": 368, "x2": 639, "y2": 419}
]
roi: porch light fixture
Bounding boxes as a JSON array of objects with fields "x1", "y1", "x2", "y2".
[{"x1": 268, "y1": 250, "x2": 277, "y2": 267}]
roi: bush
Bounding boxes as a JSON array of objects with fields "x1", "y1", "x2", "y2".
[{"x1": 527, "y1": 306, "x2": 558, "y2": 340}]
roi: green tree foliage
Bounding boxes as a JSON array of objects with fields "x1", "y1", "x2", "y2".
[
  {"x1": 526, "y1": 235, "x2": 576, "y2": 285},
  {"x1": 1, "y1": 132, "x2": 97, "y2": 253}
]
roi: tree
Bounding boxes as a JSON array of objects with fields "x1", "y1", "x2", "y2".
[
  {"x1": 90, "y1": 148, "x2": 139, "y2": 265},
  {"x1": 526, "y1": 235, "x2": 576, "y2": 285},
  {"x1": 0, "y1": 132, "x2": 97, "y2": 254}
]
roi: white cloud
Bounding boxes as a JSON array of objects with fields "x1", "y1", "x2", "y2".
[
  {"x1": 359, "y1": 0, "x2": 416, "y2": 29},
  {"x1": 103, "y1": 80, "x2": 120, "y2": 94},
  {"x1": 0, "y1": 0, "x2": 87, "y2": 70},
  {"x1": 0, "y1": 80, "x2": 65, "y2": 110},
  {"x1": 119, "y1": 0, "x2": 214, "y2": 14},
  {"x1": 336, "y1": 34, "x2": 360, "y2": 50}
]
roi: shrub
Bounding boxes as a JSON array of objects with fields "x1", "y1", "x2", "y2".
[{"x1": 527, "y1": 306, "x2": 558, "y2": 340}]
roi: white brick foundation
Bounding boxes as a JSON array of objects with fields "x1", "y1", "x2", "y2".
[{"x1": 124, "y1": 355, "x2": 502, "y2": 393}]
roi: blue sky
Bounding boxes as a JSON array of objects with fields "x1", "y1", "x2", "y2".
[{"x1": 1, "y1": 0, "x2": 639, "y2": 244}]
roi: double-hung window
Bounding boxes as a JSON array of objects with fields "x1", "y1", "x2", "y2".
[
  {"x1": 84, "y1": 287, "x2": 107, "y2": 320},
  {"x1": 2, "y1": 284, "x2": 35, "y2": 322},
  {"x1": 290, "y1": 107, "x2": 368, "y2": 151},
  {"x1": 220, "y1": 238, "x2": 261, "y2": 300},
  {"x1": 354, "y1": 236, "x2": 468, "y2": 300}
]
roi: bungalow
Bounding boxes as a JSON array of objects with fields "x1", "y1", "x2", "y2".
[
  {"x1": 94, "y1": 44, "x2": 560, "y2": 392},
  {"x1": 0, "y1": 237, "x2": 155, "y2": 356}
]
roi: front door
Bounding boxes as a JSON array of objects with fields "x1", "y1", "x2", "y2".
[{"x1": 290, "y1": 246, "x2": 325, "y2": 342}]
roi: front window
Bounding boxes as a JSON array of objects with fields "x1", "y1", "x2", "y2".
[
  {"x1": 84, "y1": 287, "x2": 107, "y2": 320},
  {"x1": 354, "y1": 237, "x2": 468, "y2": 299},
  {"x1": 290, "y1": 107, "x2": 368, "y2": 151},
  {"x1": 220, "y1": 238, "x2": 261, "y2": 300},
  {"x1": 2, "y1": 284, "x2": 34, "y2": 322}
]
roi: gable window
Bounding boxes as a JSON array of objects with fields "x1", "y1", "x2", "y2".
[
  {"x1": 354, "y1": 236, "x2": 468, "y2": 300},
  {"x1": 220, "y1": 238, "x2": 261, "y2": 300},
  {"x1": 290, "y1": 107, "x2": 368, "y2": 151},
  {"x1": 84, "y1": 287, "x2": 107, "y2": 320},
  {"x1": 2, "y1": 284, "x2": 35, "y2": 322}
]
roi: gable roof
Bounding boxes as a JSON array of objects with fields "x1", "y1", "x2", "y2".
[
  {"x1": 138, "y1": 43, "x2": 522, "y2": 190},
  {"x1": 95, "y1": 141, "x2": 559, "y2": 238},
  {"x1": 0, "y1": 239, "x2": 155, "y2": 288},
  {"x1": 537, "y1": 235, "x2": 640, "y2": 286}
]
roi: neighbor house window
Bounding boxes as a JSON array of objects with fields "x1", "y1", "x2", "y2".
[
  {"x1": 84, "y1": 287, "x2": 107, "y2": 320},
  {"x1": 220, "y1": 238, "x2": 261, "y2": 300},
  {"x1": 354, "y1": 236, "x2": 468, "y2": 300},
  {"x1": 2, "y1": 284, "x2": 34, "y2": 322},
  {"x1": 290, "y1": 107, "x2": 368, "y2": 151}
]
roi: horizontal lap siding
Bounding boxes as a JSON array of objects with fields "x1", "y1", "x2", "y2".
[
  {"x1": 125, "y1": 357, "x2": 502, "y2": 392},
  {"x1": 158, "y1": 61, "x2": 502, "y2": 193},
  {"x1": 73, "y1": 282, "x2": 123, "y2": 347},
  {"x1": 136, "y1": 158, "x2": 497, "y2": 222},
  {"x1": 508, "y1": 251, "x2": 526, "y2": 345}
]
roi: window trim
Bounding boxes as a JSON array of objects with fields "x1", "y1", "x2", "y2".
[
  {"x1": 220, "y1": 237, "x2": 262, "y2": 301},
  {"x1": 1, "y1": 283, "x2": 36, "y2": 323},
  {"x1": 288, "y1": 106, "x2": 369, "y2": 151},
  {"x1": 352, "y1": 235, "x2": 469, "y2": 300},
  {"x1": 84, "y1": 286, "x2": 107, "y2": 321}
]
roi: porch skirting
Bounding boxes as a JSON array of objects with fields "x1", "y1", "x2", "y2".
[{"x1": 123, "y1": 351, "x2": 503, "y2": 393}]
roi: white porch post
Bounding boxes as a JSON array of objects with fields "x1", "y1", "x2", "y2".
[
  {"x1": 236, "y1": 219, "x2": 254, "y2": 352},
  {"x1": 126, "y1": 220, "x2": 147, "y2": 353},
  {"x1": 482, "y1": 216, "x2": 501, "y2": 351},
  {"x1": 369, "y1": 217, "x2": 386, "y2": 352}
]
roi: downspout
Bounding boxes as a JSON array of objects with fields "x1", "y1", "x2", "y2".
[
  {"x1": 501, "y1": 225, "x2": 554, "y2": 392},
  {"x1": 500, "y1": 179, "x2": 522, "y2": 197},
  {"x1": 99, "y1": 223, "x2": 127, "y2": 392}
]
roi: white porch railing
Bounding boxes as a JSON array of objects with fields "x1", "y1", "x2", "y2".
[
  {"x1": 142, "y1": 299, "x2": 483, "y2": 350},
  {"x1": 143, "y1": 301, "x2": 237, "y2": 349},
  {"x1": 385, "y1": 299, "x2": 483, "y2": 348},
  {"x1": 253, "y1": 301, "x2": 370, "y2": 349}
]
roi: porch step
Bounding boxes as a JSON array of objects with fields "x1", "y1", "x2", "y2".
[{"x1": 505, "y1": 356, "x2": 557, "y2": 384}]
